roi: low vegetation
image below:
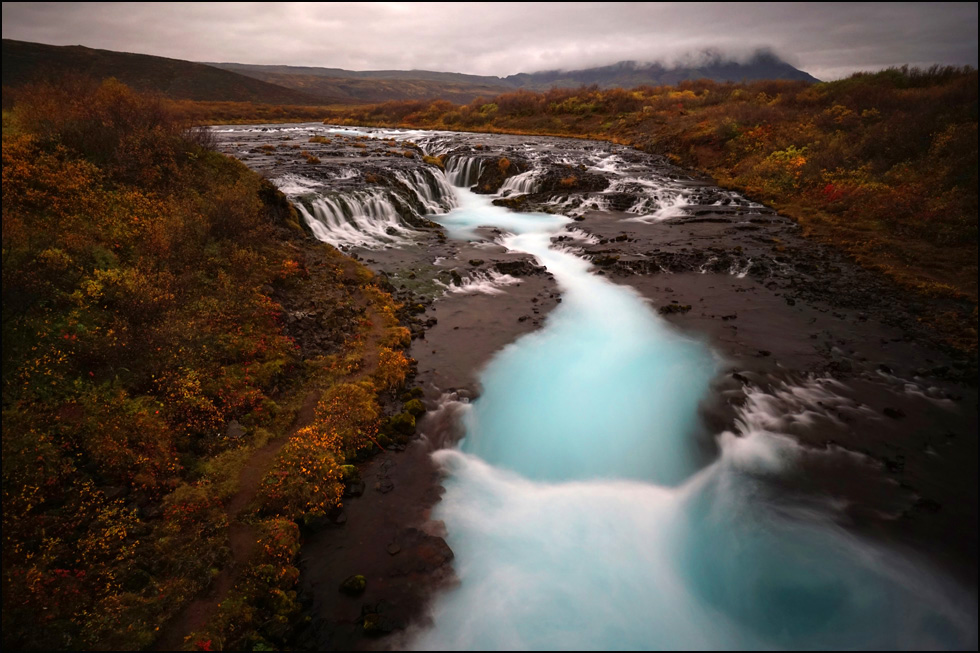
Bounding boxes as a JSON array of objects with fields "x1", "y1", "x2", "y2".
[{"x1": 2, "y1": 79, "x2": 415, "y2": 650}]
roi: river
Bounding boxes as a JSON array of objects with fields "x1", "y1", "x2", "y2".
[{"x1": 215, "y1": 123, "x2": 977, "y2": 650}]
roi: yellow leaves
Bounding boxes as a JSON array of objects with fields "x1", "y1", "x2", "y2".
[
  {"x1": 374, "y1": 347, "x2": 411, "y2": 391},
  {"x1": 37, "y1": 247, "x2": 74, "y2": 271}
]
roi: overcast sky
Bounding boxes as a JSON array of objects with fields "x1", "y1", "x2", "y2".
[{"x1": 2, "y1": 2, "x2": 977, "y2": 80}]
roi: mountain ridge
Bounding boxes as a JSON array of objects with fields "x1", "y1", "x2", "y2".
[{"x1": 3, "y1": 39, "x2": 819, "y2": 106}]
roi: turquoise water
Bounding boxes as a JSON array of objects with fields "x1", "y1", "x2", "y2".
[
  {"x1": 410, "y1": 184, "x2": 976, "y2": 650},
  {"x1": 439, "y1": 192, "x2": 715, "y2": 484}
]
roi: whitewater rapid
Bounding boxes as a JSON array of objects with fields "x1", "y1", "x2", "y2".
[{"x1": 405, "y1": 169, "x2": 976, "y2": 651}]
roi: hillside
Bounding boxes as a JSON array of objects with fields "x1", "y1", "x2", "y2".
[
  {"x1": 211, "y1": 50, "x2": 819, "y2": 103},
  {"x1": 1, "y1": 39, "x2": 326, "y2": 104},
  {"x1": 211, "y1": 62, "x2": 513, "y2": 104}
]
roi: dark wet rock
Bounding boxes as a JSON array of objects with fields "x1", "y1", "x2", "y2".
[
  {"x1": 472, "y1": 155, "x2": 530, "y2": 194},
  {"x1": 469, "y1": 259, "x2": 485, "y2": 266},
  {"x1": 492, "y1": 195, "x2": 530, "y2": 210},
  {"x1": 659, "y1": 303, "x2": 692, "y2": 315},
  {"x1": 340, "y1": 574, "x2": 367, "y2": 596},
  {"x1": 389, "y1": 528, "x2": 455, "y2": 577},
  {"x1": 884, "y1": 455, "x2": 906, "y2": 473},
  {"x1": 362, "y1": 612, "x2": 394, "y2": 636},
  {"x1": 909, "y1": 497, "x2": 942, "y2": 515},
  {"x1": 386, "y1": 542, "x2": 402, "y2": 556},
  {"x1": 603, "y1": 192, "x2": 642, "y2": 212},
  {"x1": 537, "y1": 164, "x2": 610, "y2": 193},
  {"x1": 884, "y1": 407, "x2": 907, "y2": 419},
  {"x1": 375, "y1": 477, "x2": 395, "y2": 494},
  {"x1": 495, "y1": 259, "x2": 546, "y2": 276},
  {"x1": 344, "y1": 481, "x2": 366, "y2": 498}
]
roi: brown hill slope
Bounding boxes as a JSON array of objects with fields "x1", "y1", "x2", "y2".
[
  {"x1": 2, "y1": 39, "x2": 329, "y2": 104},
  {"x1": 212, "y1": 63, "x2": 512, "y2": 104}
]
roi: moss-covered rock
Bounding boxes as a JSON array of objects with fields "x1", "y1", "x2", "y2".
[
  {"x1": 339, "y1": 464, "x2": 360, "y2": 483},
  {"x1": 422, "y1": 154, "x2": 445, "y2": 169},
  {"x1": 388, "y1": 412, "x2": 416, "y2": 435},
  {"x1": 339, "y1": 574, "x2": 366, "y2": 595},
  {"x1": 400, "y1": 387, "x2": 424, "y2": 401},
  {"x1": 403, "y1": 398, "x2": 426, "y2": 417},
  {"x1": 658, "y1": 303, "x2": 692, "y2": 315},
  {"x1": 592, "y1": 254, "x2": 620, "y2": 266},
  {"x1": 362, "y1": 612, "x2": 394, "y2": 635}
]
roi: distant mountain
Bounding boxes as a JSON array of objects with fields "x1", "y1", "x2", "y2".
[
  {"x1": 504, "y1": 51, "x2": 820, "y2": 89},
  {"x1": 214, "y1": 51, "x2": 818, "y2": 103},
  {"x1": 1, "y1": 39, "x2": 326, "y2": 104},
  {"x1": 3, "y1": 40, "x2": 819, "y2": 107}
]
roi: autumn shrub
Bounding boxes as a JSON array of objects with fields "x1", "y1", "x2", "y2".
[
  {"x1": 374, "y1": 346, "x2": 412, "y2": 391},
  {"x1": 12, "y1": 77, "x2": 189, "y2": 187},
  {"x1": 187, "y1": 518, "x2": 302, "y2": 651},
  {"x1": 257, "y1": 425, "x2": 344, "y2": 521},
  {"x1": 1, "y1": 78, "x2": 311, "y2": 649}
]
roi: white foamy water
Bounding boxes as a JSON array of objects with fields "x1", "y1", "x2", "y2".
[
  {"x1": 407, "y1": 164, "x2": 977, "y2": 651},
  {"x1": 441, "y1": 270, "x2": 523, "y2": 296}
]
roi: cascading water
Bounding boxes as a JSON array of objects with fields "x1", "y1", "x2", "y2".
[
  {"x1": 295, "y1": 191, "x2": 411, "y2": 249},
  {"x1": 392, "y1": 167, "x2": 458, "y2": 214},
  {"x1": 498, "y1": 169, "x2": 541, "y2": 196},
  {"x1": 445, "y1": 155, "x2": 485, "y2": 187},
  {"x1": 286, "y1": 167, "x2": 458, "y2": 249},
  {"x1": 405, "y1": 163, "x2": 977, "y2": 650}
]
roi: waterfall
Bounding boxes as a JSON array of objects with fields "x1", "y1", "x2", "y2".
[
  {"x1": 445, "y1": 155, "x2": 485, "y2": 187},
  {"x1": 288, "y1": 167, "x2": 459, "y2": 249},
  {"x1": 295, "y1": 190, "x2": 410, "y2": 249},
  {"x1": 498, "y1": 169, "x2": 541, "y2": 195},
  {"x1": 392, "y1": 167, "x2": 458, "y2": 214}
]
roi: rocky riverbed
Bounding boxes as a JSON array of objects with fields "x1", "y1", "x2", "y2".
[{"x1": 215, "y1": 123, "x2": 977, "y2": 649}]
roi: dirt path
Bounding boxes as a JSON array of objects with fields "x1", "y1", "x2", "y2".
[
  {"x1": 152, "y1": 390, "x2": 320, "y2": 651},
  {"x1": 154, "y1": 288, "x2": 389, "y2": 650}
]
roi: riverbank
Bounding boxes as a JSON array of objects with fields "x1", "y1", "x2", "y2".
[{"x1": 2, "y1": 82, "x2": 423, "y2": 651}]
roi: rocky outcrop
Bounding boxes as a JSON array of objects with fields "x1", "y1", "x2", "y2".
[
  {"x1": 472, "y1": 156, "x2": 530, "y2": 194},
  {"x1": 537, "y1": 164, "x2": 610, "y2": 193}
]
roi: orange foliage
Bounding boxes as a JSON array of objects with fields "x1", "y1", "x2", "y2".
[{"x1": 2, "y1": 79, "x2": 304, "y2": 648}]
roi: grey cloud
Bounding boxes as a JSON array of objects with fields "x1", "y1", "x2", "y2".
[{"x1": 2, "y1": 2, "x2": 976, "y2": 80}]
